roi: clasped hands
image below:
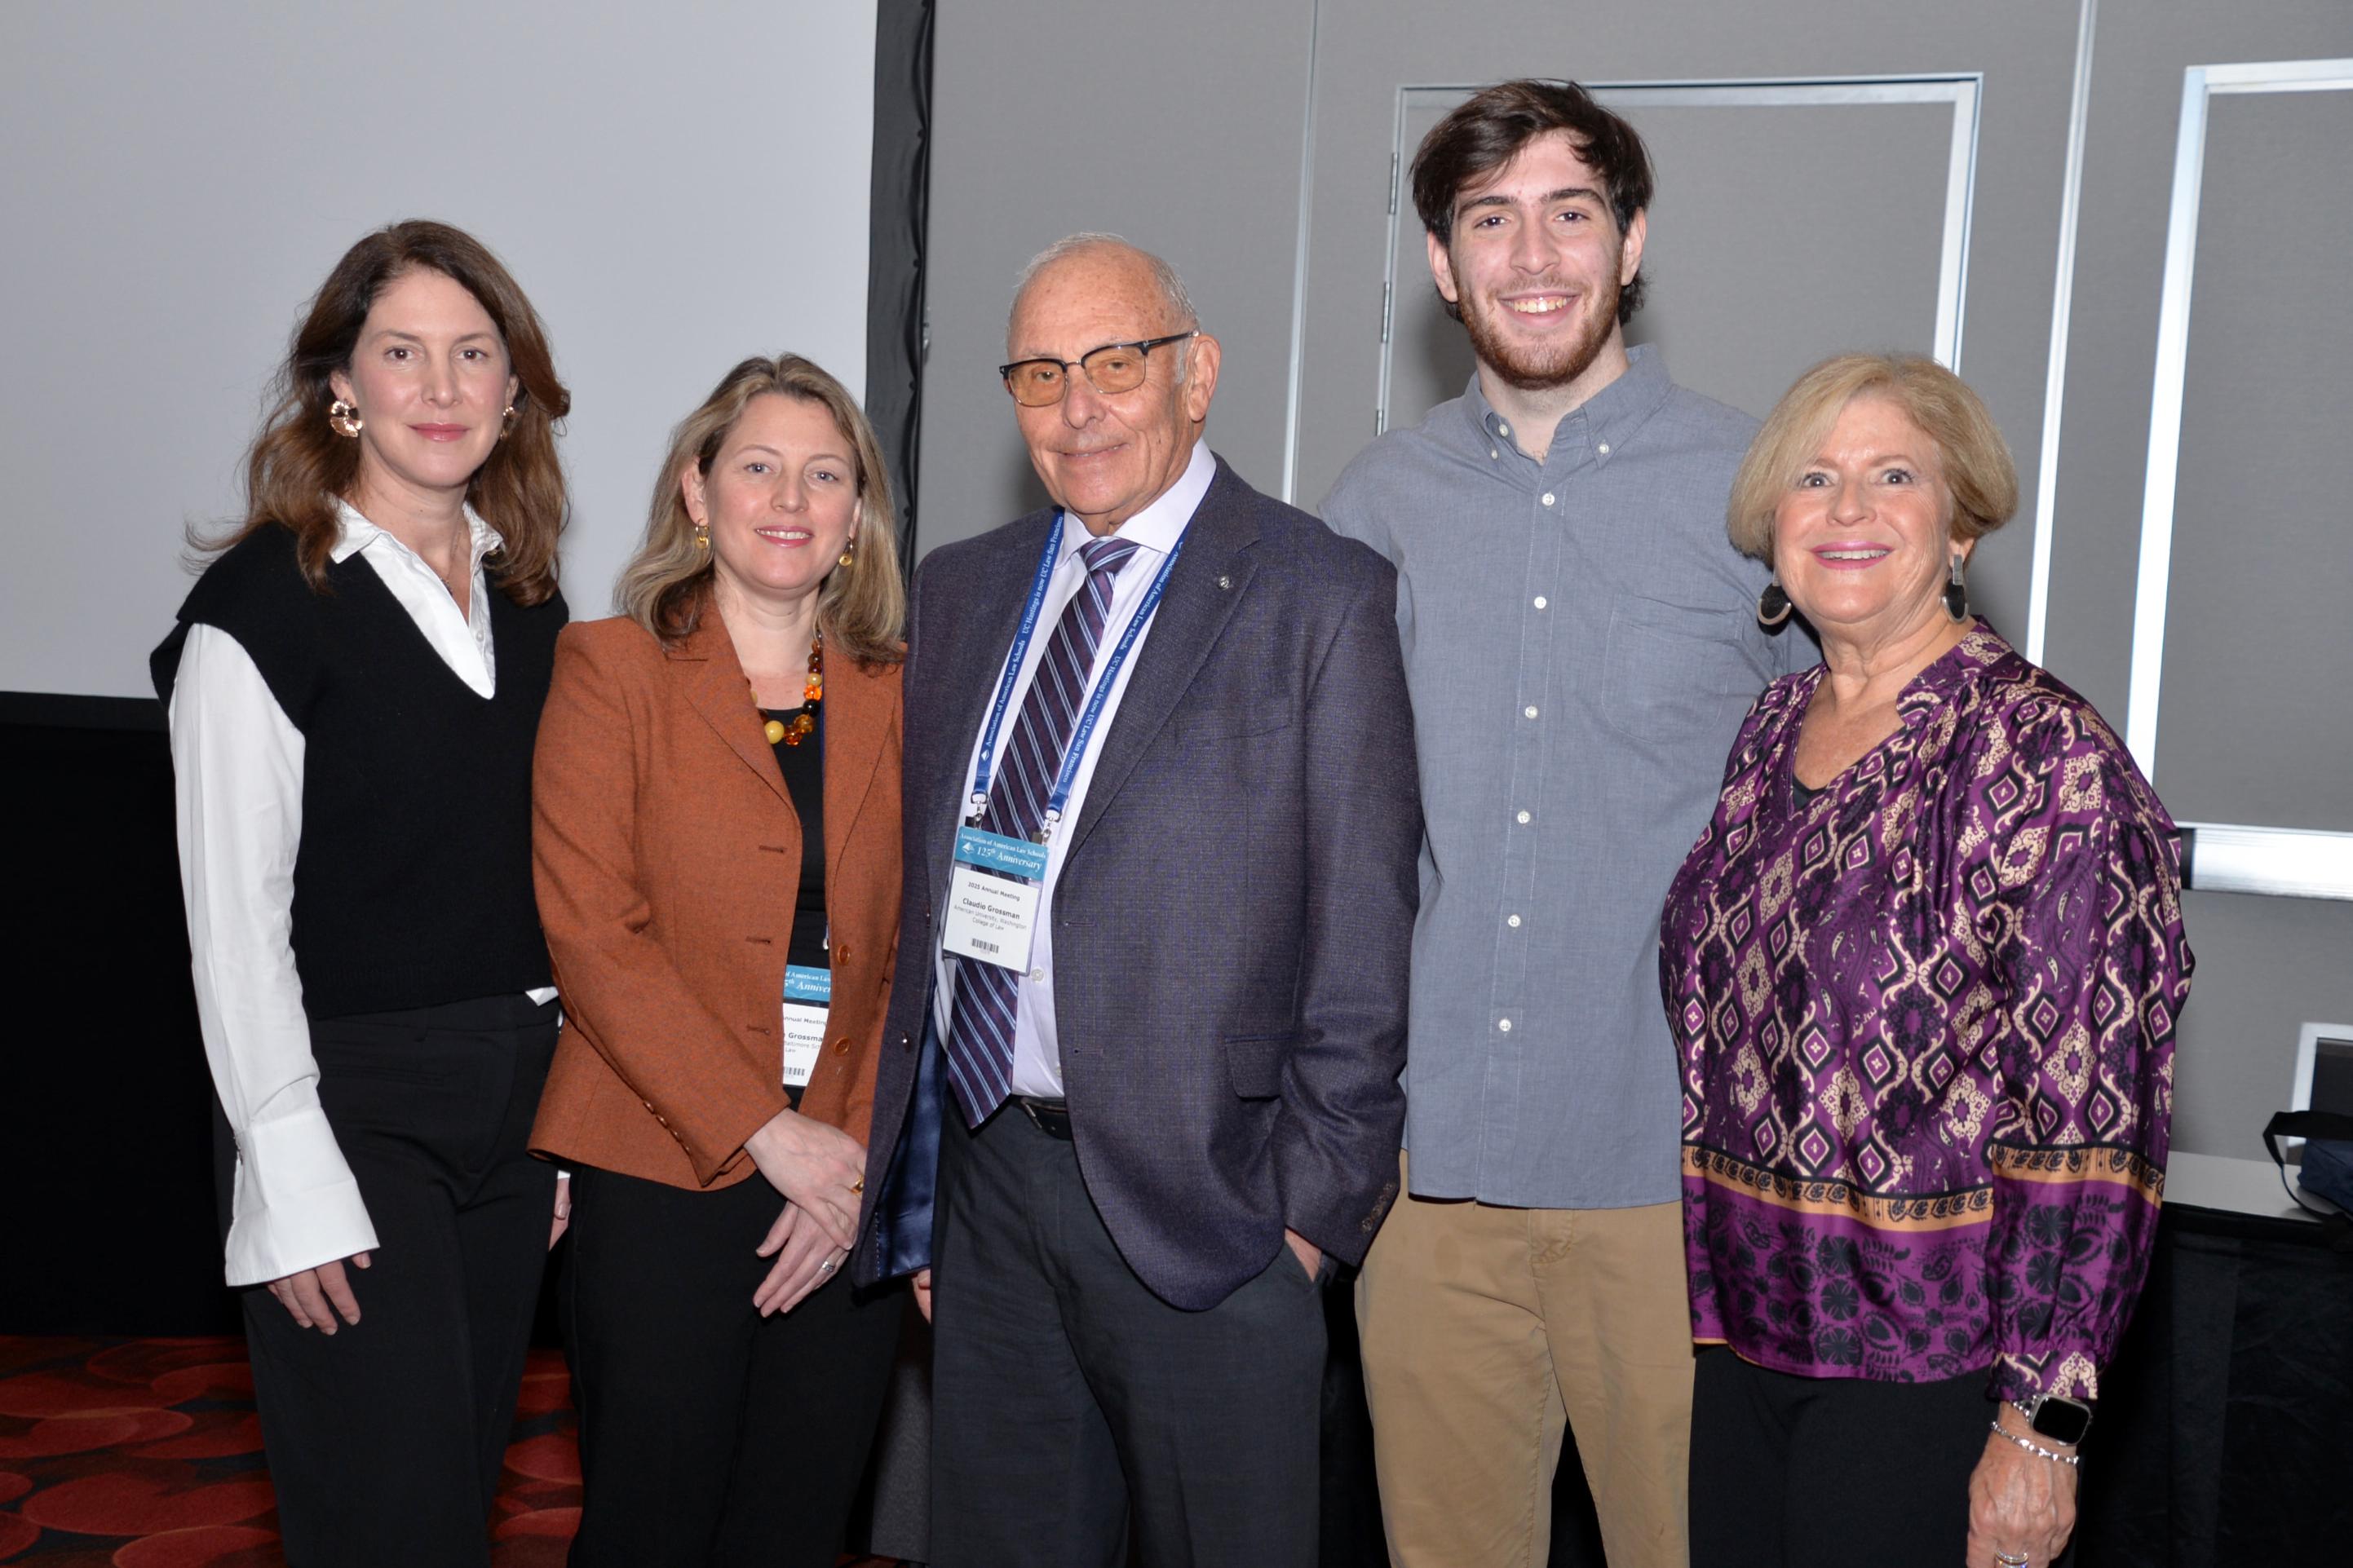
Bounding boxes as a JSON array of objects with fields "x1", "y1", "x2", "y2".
[{"x1": 745, "y1": 1106, "x2": 869, "y2": 1317}]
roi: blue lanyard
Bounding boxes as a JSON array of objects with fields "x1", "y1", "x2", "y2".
[{"x1": 966, "y1": 515, "x2": 1185, "y2": 841}]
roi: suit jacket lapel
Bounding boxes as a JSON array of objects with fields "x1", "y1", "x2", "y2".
[
  {"x1": 672, "y1": 612, "x2": 791, "y2": 808},
  {"x1": 916, "y1": 517, "x2": 1057, "y2": 908},
  {"x1": 1067, "y1": 460, "x2": 1260, "y2": 857}
]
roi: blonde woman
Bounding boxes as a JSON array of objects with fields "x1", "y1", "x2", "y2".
[{"x1": 529, "y1": 356, "x2": 908, "y2": 1566}]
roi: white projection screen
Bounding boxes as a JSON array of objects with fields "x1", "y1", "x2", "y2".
[{"x1": 0, "y1": 0, "x2": 878, "y2": 700}]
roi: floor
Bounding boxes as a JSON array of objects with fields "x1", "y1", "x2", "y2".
[{"x1": 0, "y1": 1336, "x2": 893, "y2": 1566}]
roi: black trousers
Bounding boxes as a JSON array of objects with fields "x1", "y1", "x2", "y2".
[
  {"x1": 561, "y1": 1162, "x2": 904, "y2": 1568},
  {"x1": 225, "y1": 993, "x2": 559, "y2": 1568},
  {"x1": 1690, "y1": 1346, "x2": 2055, "y2": 1568},
  {"x1": 929, "y1": 1105, "x2": 1328, "y2": 1568}
]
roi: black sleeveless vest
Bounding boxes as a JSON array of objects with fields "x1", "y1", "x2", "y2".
[{"x1": 153, "y1": 523, "x2": 566, "y2": 1018}]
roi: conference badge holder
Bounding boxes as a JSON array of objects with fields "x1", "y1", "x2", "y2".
[
  {"x1": 940, "y1": 514, "x2": 1182, "y2": 974},
  {"x1": 782, "y1": 965, "x2": 830, "y2": 1089}
]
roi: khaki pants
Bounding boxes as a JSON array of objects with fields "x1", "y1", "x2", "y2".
[{"x1": 1356, "y1": 1155, "x2": 1693, "y2": 1568}]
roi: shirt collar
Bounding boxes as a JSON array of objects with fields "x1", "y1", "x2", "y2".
[
  {"x1": 331, "y1": 497, "x2": 504, "y2": 568},
  {"x1": 1055, "y1": 437, "x2": 1214, "y2": 565},
  {"x1": 1461, "y1": 342, "x2": 1674, "y2": 468}
]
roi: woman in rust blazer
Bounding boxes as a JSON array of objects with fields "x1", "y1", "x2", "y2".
[{"x1": 530, "y1": 355, "x2": 906, "y2": 1568}]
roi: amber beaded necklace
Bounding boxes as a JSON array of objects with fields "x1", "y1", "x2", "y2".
[{"x1": 760, "y1": 630, "x2": 825, "y2": 747}]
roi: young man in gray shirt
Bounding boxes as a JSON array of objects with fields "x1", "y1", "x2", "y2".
[{"x1": 1324, "y1": 80, "x2": 1813, "y2": 1568}]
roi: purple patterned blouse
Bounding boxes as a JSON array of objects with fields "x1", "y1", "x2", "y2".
[{"x1": 1660, "y1": 625, "x2": 2192, "y2": 1402}]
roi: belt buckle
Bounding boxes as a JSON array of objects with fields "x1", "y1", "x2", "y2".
[{"x1": 1019, "y1": 1097, "x2": 1068, "y2": 1137}]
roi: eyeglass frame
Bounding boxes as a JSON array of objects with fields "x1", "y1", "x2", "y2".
[{"x1": 997, "y1": 331, "x2": 1199, "y2": 405}]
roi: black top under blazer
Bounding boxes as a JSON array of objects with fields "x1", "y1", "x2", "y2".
[{"x1": 853, "y1": 455, "x2": 1422, "y2": 1311}]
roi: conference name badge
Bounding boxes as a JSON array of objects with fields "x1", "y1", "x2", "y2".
[
  {"x1": 942, "y1": 825, "x2": 1048, "y2": 970},
  {"x1": 781, "y1": 965, "x2": 830, "y2": 1089}
]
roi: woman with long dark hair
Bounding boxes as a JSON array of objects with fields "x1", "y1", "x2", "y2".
[{"x1": 153, "y1": 219, "x2": 573, "y2": 1566}]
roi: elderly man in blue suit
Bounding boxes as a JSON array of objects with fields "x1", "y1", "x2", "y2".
[{"x1": 850, "y1": 233, "x2": 1420, "y2": 1566}]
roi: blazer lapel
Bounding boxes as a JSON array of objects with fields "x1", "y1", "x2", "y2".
[
  {"x1": 671, "y1": 612, "x2": 791, "y2": 807},
  {"x1": 823, "y1": 656, "x2": 890, "y2": 877},
  {"x1": 915, "y1": 517, "x2": 1058, "y2": 904},
  {"x1": 1066, "y1": 460, "x2": 1260, "y2": 856}
]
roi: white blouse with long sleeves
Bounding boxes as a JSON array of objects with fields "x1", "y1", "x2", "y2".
[{"x1": 169, "y1": 501, "x2": 551, "y2": 1286}]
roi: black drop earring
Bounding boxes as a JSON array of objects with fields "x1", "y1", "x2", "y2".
[
  {"x1": 1757, "y1": 578, "x2": 1793, "y2": 628},
  {"x1": 1943, "y1": 556, "x2": 1970, "y2": 622}
]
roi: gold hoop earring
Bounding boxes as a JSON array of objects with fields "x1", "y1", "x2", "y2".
[{"x1": 328, "y1": 399, "x2": 363, "y2": 439}]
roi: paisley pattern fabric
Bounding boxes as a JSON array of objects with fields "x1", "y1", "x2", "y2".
[{"x1": 1661, "y1": 625, "x2": 2193, "y2": 1401}]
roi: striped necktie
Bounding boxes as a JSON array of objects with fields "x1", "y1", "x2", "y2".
[{"x1": 944, "y1": 533, "x2": 1142, "y2": 1124}]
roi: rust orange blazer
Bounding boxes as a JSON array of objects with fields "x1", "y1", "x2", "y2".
[{"x1": 529, "y1": 610, "x2": 902, "y2": 1190}]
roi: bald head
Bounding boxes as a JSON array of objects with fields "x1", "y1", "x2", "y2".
[{"x1": 1009, "y1": 234, "x2": 1197, "y2": 354}]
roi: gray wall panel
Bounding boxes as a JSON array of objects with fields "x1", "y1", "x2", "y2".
[
  {"x1": 912, "y1": 0, "x2": 1314, "y2": 554},
  {"x1": 2044, "y1": 2, "x2": 2353, "y2": 727},
  {"x1": 2156, "y1": 88, "x2": 2353, "y2": 831},
  {"x1": 2170, "y1": 890, "x2": 2353, "y2": 1158}
]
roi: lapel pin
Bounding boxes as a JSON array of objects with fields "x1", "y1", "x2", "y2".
[{"x1": 1217, "y1": 574, "x2": 1232, "y2": 591}]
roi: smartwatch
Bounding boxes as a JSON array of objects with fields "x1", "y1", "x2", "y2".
[{"x1": 2017, "y1": 1393, "x2": 2094, "y2": 1446}]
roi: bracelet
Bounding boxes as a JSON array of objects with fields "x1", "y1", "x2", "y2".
[{"x1": 1989, "y1": 1418, "x2": 2081, "y2": 1467}]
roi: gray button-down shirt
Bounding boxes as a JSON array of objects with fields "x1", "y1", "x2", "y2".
[{"x1": 1324, "y1": 347, "x2": 1815, "y2": 1208}]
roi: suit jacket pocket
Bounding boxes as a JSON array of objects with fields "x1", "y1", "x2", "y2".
[
  {"x1": 1178, "y1": 701, "x2": 1293, "y2": 740},
  {"x1": 1224, "y1": 1032, "x2": 1293, "y2": 1099}
]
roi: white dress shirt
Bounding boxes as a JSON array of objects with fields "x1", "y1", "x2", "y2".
[
  {"x1": 169, "y1": 501, "x2": 550, "y2": 1287},
  {"x1": 933, "y1": 439, "x2": 1215, "y2": 1097}
]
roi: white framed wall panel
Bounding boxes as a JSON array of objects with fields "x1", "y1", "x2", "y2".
[{"x1": 2127, "y1": 57, "x2": 2353, "y2": 902}]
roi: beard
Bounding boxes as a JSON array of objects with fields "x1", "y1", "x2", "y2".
[{"x1": 1454, "y1": 266, "x2": 1623, "y2": 391}]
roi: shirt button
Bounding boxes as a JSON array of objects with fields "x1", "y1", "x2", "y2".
[
  {"x1": 1598, "y1": 443, "x2": 1611, "y2": 455},
  {"x1": 1490, "y1": 448, "x2": 1500, "y2": 460},
  {"x1": 1507, "y1": 915, "x2": 1522, "y2": 928},
  {"x1": 1498, "y1": 1018, "x2": 1514, "y2": 1032},
  {"x1": 1524, "y1": 705, "x2": 1539, "y2": 718},
  {"x1": 1541, "y1": 492, "x2": 1555, "y2": 506},
  {"x1": 1030, "y1": 967, "x2": 1046, "y2": 982},
  {"x1": 1516, "y1": 810, "x2": 1531, "y2": 824},
  {"x1": 1533, "y1": 595, "x2": 1548, "y2": 610},
  {"x1": 1497, "y1": 422, "x2": 1510, "y2": 436}
]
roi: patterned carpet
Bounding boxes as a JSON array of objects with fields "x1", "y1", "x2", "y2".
[{"x1": 0, "y1": 1335, "x2": 892, "y2": 1566}]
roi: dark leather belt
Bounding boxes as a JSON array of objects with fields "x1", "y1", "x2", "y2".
[{"x1": 1016, "y1": 1097, "x2": 1073, "y2": 1140}]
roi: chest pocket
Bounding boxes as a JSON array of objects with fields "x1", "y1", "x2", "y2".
[
  {"x1": 1599, "y1": 598, "x2": 1757, "y2": 744},
  {"x1": 1175, "y1": 702, "x2": 1293, "y2": 740}
]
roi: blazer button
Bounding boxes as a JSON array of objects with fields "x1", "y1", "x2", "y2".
[
  {"x1": 899, "y1": 1032, "x2": 913, "y2": 1052},
  {"x1": 834, "y1": 941, "x2": 853, "y2": 963},
  {"x1": 832, "y1": 1037, "x2": 852, "y2": 1057}
]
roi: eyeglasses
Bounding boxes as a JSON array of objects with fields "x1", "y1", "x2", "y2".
[{"x1": 998, "y1": 332, "x2": 1197, "y2": 408}]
